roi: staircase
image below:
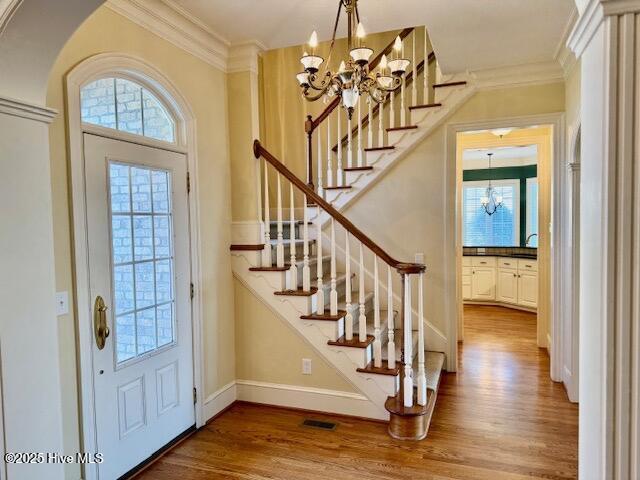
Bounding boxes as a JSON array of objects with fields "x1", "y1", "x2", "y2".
[{"x1": 231, "y1": 26, "x2": 474, "y2": 439}]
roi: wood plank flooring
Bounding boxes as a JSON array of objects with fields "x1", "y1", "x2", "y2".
[{"x1": 136, "y1": 305, "x2": 578, "y2": 480}]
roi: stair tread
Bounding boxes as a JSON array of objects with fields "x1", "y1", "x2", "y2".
[
  {"x1": 328, "y1": 334, "x2": 374, "y2": 349},
  {"x1": 433, "y1": 80, "x2": 467, "y2": 88},
  {"x1": 252, "y1": 255, "x2": 330, "y2": 272},
  {"x1": 274, "y1": 287, "x2": 318, "y2": 296},
  {"x1": 382, "y1": 329, "x2": 419, "y2": 362},
  {"x1": 408, "y1": 102, "x2": 442, "y2": 110},
  {"x1": 357, "y1": 360, "x2": 400, "y2": 376},
  {"x1": 384, "y1": 390, "x2": 432, "y2": 417},
  {"x1": 364, "y1": 146, "x2": 394, "y2": 152},
  {"x1": 344, "y1": 166, "x2": 374, "y2": 172},
  {"x1": 269, "y1": 238, "x2": 316, "y2": 246},
  {"x1": 300, "y1": 310, "x2": 346, "y2": 321},
  {"x1": 386, "y1": 125, "x2": 418, "y2": 132},
  {"x1": 324, "y1": 185, "x2": 353, "y2": 190},
  {"x1": 413, "y1": 351, "x2": 445, "y2": 391}
]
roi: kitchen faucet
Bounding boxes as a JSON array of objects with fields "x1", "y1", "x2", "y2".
[{"x1": 526, "y1": 233, "x2": 538, "y2": 246}]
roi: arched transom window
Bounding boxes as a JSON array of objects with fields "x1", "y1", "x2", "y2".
[{"x1": 80, "y1": 77, "x2": 176, "y2": 143}]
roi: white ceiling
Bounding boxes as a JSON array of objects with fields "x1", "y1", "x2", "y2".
[
  {"x1": 463, "y1": 145, "x2": 538, "y2": 170},
  {"x1": 169, "y1": 0, "x2": 576, "y2": 72}
]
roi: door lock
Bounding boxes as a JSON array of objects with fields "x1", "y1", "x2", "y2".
[{"x1": 93, "y1": 295, "x2": 110, "y2": 350}]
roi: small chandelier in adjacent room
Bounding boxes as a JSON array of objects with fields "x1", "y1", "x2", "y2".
[
  {"x1": 296, "y1": 0, "x2": 410, "y2": 118},
  {"x1": 481, "y1": 153, "x2": 503, "y2": 216}
]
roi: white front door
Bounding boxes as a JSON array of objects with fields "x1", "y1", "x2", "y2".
[{"x1": 84, "y1": 134, "x2": 194, "y2": 479}]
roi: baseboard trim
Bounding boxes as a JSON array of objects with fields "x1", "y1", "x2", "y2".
[
  {"x1": 235, "y1": 380, "x2": 388, "y2": 421},
  {"x1": 203, "y1": 381, "x2": 237, "y2": 422},
  {"x1": 463, "y1": 300, "x2": 537, "y2": 313},
  {"x1": 203, "y1": 380, "x2": 388, "y2": 422}
]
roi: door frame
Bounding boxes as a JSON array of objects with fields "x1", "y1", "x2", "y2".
[
  {"x1": 445, "y1": 112, "x2": 565, "y2": 381},
  {"x1": 66, "y1": 53, "x2": 205, "y2": 480}
]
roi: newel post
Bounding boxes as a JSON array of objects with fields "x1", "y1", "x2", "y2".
[{"x1": 305, "y1": 115, "x2": 315, "y2": 194}]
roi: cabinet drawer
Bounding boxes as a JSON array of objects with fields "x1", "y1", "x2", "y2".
[
  {"x1": 518, "y1": 259, "x2": 538, "y2": 272},
  {"x1": 471, "y1": 256, "x2": 496, "y2": 267},
  {"x1": 462, "y1": 257, "x2": 472, "y2": 267},
  {"x1": 498, "y1": 258, "x2": 517, "y2": 270}
]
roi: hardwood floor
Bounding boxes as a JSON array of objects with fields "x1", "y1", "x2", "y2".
[{"x1": 136, "y1": 305, "x2": 578, "y2": 480}]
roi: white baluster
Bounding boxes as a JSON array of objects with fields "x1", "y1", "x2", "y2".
[
  {"x1": 416, "y1": 272, "x2": 427, "y2": 406},
  {"x1": 336, "y1": 110, "x2": 343, "y2": 186},
  {"x1": 345, "y1": 231, "x2": 353, "y2": 340},
  {"x1": 356, "y1": 97, "x2": 363, "y2": 167},
  {"x1": 289, "y1": 183, "x2": 298, "y2": 290},
  {"x1": 387, "y1": 265, "x2": 395, "y2": 369},
  {"x1": 358, "y1": 243, "x2": 366, "y2": 343},
  {"x1": 367, "y1": 100, "x2": 373, "y2": 148},
  {"x1": 390, "y1": 91, "x2": 395, "y2": 129},
  {"x1": 423, "y1": 25, "x2": 429, "y2": 105},
  {"x1": 262, "y1": 160, "x2": 271, "y2": 267},
  {"x1": 373, "y1": 255, "x2": 382, "y2": 368},
  {"x1": 276, "y1": 173, "x2": 284, "y2": 268},
  {"x1": 326, "y1": 116, "x2": 333, "y2": 188},
  {"x1": 412, "y1": 30, "x2": 417, "y2": 107},
  {"x1": 302, "y1": 195, "x2": 311, "y2": 291},
  {"x1": 316, "y1": 212, "x2": 324, "y2": 314},
  {"x1": 330, "y1": 219, "x2": 338, "y2": 315},
  {"x1": 347, "y1": 114, "x2": 353, "y2": 169},
  {"x1": 403, "y1": 273, "x2": 413, "y2": 407},
  {"x1": 401, "y1": 39, "x2": 406, "y2": 127},
  {"x1": 317, "y1": 126, "x2": 323, "y2": 198},
  {"x1": 378, "y1": 100, "x2": 384, "y2": 147}
]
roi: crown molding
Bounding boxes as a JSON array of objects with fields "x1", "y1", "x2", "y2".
[
  {"x1": 228, "y1": 41, "x2": 266, "y2": 74},
  {"x1": 0, "y1": 0, "x2": 22, "y2": 36},
  {"x1": 554, "y1": 6, "x2": 579, "y2": 77},
  {"x1": 469, "y1": 61, "x2": 565, "y2": 91},
  {"x1": 106, "y1": 0, "x2": 230, "y2": 71},
  {"x1": 568, "y1": 0, "x2": 640, "y2": 57},
  {"x1": 0, "y1": 95, "x2": 57, "y2": 123}
]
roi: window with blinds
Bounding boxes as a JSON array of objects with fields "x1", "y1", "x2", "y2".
[{"x1": 463, "y1": 180, "x2": 520, "y2": 247}]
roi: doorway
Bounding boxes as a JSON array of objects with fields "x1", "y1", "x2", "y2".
[{"x1": 84, "y1": 134, "x2": 194, "y2": 478}]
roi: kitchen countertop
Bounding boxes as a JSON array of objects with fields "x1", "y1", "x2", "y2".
[
  {"x1": 463, "y1": 252, "x2": 538, "y2": 259},
  {"x1": 463, "y1": 246, "x2": 537, "y2": 260}
]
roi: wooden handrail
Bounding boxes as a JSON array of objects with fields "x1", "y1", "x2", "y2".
[
  {"x1": 308, "y1": 27, "x2": 415, "y2": 134},
  {"x1": 331, "y1": 51, "x2": 435, "y2": 152},
  {"x1": 254, "y1": 140, "x2": 425, "y2": 275}
]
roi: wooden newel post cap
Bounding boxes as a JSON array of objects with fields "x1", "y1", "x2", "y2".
[
  {"x1": 253, "y1": 139, "x2": 261, "y2": 158},
  {"x1": 304, "y1": 115, "x2": 314, "y2": 134}
]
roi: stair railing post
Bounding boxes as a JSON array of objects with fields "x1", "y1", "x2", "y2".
[
  {"x1": 336, "y1": 110, "x2": 343, "y2": 186},
  {"x1": 302, "y1": 196, "x2": 311, "y2": 291},
  {"x1": 417, "y1": 271, "x2": 427, "y2": 406},
  {"x1": 403, "y1": 273, "x2": 414, "y2": 407},
  {"x1": 387, "y1": 265, "x2": 395, "y2": 369},
  {"x1": 373, "y1": 255, "x2": 382, "y2": 368},
  {"x1": 330, "y1": 218, "x2": 338, "y2": 315},
  {"x1": 289, "y1": 183, "x2": 298, "y2": 290},
  {"x1": 326, "y1": 116, "x2": 333, "y2": 188},
  {"x1": 358, "y1": 242, "x2": 367, "y2": 343},
  {"x1": 276, "y1": 173, "x2": 284, "y2": 268},
  {"x1": 423, "y1": 25, "x2": 429, "y2": 105},
  {"x1": 345, "y1": 231, "x2": 353, "y2": 340},
  {"x1": 398, "y1": 272, "x2": 405, "y2": 404},
  {"x1": 367, "y1": 100, "x2": 373, "y2": 149},
  {"x1": 411, "y1": 29, "x2": 417, "y2": 107},
  {"x1": 262, "y1": 160, "x2": 272, "y2": 267},
  {"x1": 305, "y1": 115, "x2": 314, "y2": 194},
  {"x1": 316, "y1": 209, "x2": 324, "y2": 314},
  {"x1": 357, "y1": 96, "x2": 363, "y2": 167},
  {"x1": 317, "y1": 124, "x2": 324, "y2": 198}
]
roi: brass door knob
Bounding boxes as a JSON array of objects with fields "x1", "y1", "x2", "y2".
[{"x1": 93, "y1": 296, "x2": 110, "y2": 350}]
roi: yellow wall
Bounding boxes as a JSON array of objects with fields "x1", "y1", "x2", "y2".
[
  {"x1": 234, "y1": 279, "x2": 356, "y2": 391},
  {"x1": 46, "y1": 7, "x2": 234, "y2": 479}
]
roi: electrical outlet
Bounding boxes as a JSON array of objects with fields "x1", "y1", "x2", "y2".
[
  {"x1": 302, "y1": 358, "x2": 312, "y2": 375},
  {"x1": 55, "y1": 291, "x2": 69, "y2": 316}
]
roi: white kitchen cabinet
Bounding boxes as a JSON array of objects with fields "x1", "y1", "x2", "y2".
[
  {"x1": 497, "y1": 268, "x2": 518, "y2": 304},
  {"x1": 518, "y1": 271, "x2": 538, "y2": 308},
  {"x1": 471, "y1": 267, "x2": 496, "y2": 301},
  {"x1": 463, "y1": 256, "x2": 537, "y2": 310}
]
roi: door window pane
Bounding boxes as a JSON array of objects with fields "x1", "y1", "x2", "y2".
[
  {"x1": 109, "y1": 162, "x2": 176, "y2": 364},
  {"x1": 526, "y1": 179, "x2": 539, "y2": 247}
]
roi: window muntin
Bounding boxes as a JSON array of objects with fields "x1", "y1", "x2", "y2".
[
  {"x1": 81, "y1": 77, "x2": 175, "y2": 143},
  {"x1": 463, "y1": 179, "x2": 520, "y2": 247},
  {"x1": 109, "y1": 162, "x2": 176, "y2": 363}
]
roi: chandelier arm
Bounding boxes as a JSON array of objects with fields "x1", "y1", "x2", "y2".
[
  {"x1": 307, "y1": 71, "x2": 333, "y2": 91},
  {"x1": 302, "y1": 89, "x2": 330, "y2": 102}
]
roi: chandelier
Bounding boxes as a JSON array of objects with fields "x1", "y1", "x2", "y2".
[
  {"x1": 296, "y1": 0, "x2": 410, "y2": 118},
  {"x1": 481, "y1": 153, "x2": 503, "y2": 216}
]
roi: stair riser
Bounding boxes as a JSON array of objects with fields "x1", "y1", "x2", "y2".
[
  {"x1": 387, "y1": 129, "x2": 413, "y2": 146},
  {"x1": 269, "y1": 222, "x2": 304, "y2": 238},
  {"x1": 410, "y1": 107, "x2": 440, "y2": 126},
  {"x1": 434, "y1": 84, "x2": 466, "y2": 105},
  {"x1": 271, "y1": 242, "x2": 314, "y2": 259},
  {"x1": 330, "y1": 343, "x2": 372, "y2": 370}
]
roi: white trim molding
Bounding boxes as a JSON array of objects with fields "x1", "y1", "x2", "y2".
[
  {"x1": 66, "y1": 52, "x2": 206, "y2": 480},
  {"x1": 468, "y1": 61, "x2": 566, "y2": 90},
  {"x1": 235, "y1": 380, "x2": 384, "y2": 420},
  {"x1": 0, "y1": 95, "x2": 57, "y2": 124},
  {"x1": 554, "y1": 5, "x2": 580, "y2": 77},
  {"x1": 105, "y1": 0, "x2": 265, "y2": 73},
  {"x1": 203, "y1": 381, "x2": 237, "y2": 422}
]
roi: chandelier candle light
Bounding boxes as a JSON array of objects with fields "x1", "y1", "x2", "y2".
[
  {"x1": 297, "y1": 0, "x2": 410, "y2": 118},
  {"x1": 481, "y1": 153, "x2": 504, "y2": 216}
]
